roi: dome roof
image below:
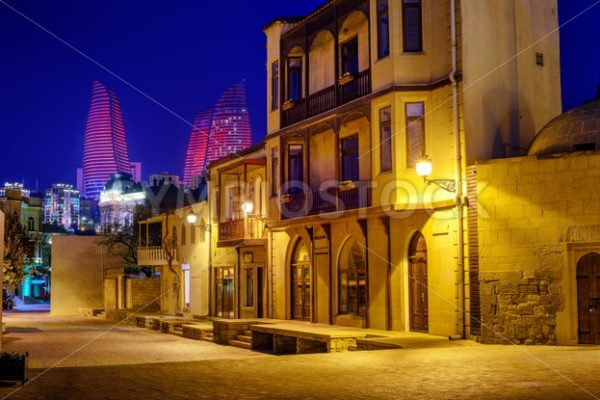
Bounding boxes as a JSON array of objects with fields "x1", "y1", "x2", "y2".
[
  {"x1": 528, "y1": 97, "x2": 600, "y2": 156},
  {"x1": 102, "y1": 173, "x2": 142, "y2": 195}
]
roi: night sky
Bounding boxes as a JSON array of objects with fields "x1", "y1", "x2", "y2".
[{"x1": 1, "y1": 0, "x2": 599, "y2": 192}]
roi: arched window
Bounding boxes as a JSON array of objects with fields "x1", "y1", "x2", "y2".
[
  {"x1": 338, "y1": 240, "x2": 367, "y2": 316},
  {"x1": 181, "y1": 224, "x2": 187, "y2": 246},
  {"x1": 291, "y1": 239, "x2": 311, "y2": 321},
  {"x1": 172, "y1": 225, "x2": 177, "y2": 246}
]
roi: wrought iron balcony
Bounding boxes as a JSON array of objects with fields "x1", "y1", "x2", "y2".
[
  {"x1": 281, "y1": 69, "x2": 371, "y2": 128},
  {"x1": 280, "y1": 180, "x2": 372, "y2": 220},
  {"x1": 218, "y1": 216, "x2": 267, "y2": 243}
]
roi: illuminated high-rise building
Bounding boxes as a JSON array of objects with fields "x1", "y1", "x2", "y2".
[
  {"x1": 82, "y1": 81, "x2": 131, "y2": 200},
  {"x1": 43, "y1": 183, "x2": 80, "y2": 230},
  {"x1": 183, "y1": 81, "x2": 252, "y2": 187}
]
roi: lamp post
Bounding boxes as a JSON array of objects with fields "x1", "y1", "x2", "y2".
[{"x1": 415, "y1": 156, "x2": 457, "y2": 193}]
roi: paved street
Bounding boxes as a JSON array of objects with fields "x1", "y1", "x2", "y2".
[{"x1": 2, "y1": 311, "x2": 600, "y2": 399}]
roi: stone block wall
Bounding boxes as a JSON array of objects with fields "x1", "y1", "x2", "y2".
[
  {"x1": 129, "y1": 279, "x2": 160, "y2": 312},
  {"x1": 475, "y1": 153, "x2": 600, "y2": 345}
]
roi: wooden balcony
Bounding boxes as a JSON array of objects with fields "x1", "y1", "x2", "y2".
[
  {"x1": 138, "y1": 246, "x2": 178, "y2": 266},
  {"x1": 218, "y1": 216, "x2": 267, "y2": 245},
  {"x1": 281, "y1": 181, "x2": 372, "y2": 220},
  {"x1": 281, "y1": 69, "x2": 371, "y2": 128}
]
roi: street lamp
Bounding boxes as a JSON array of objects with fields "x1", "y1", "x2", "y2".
[
  {"x1": 415, "y1": 155, "x2": 456, "y2": 193},
  {"x1": 241, "y1": 201, "x2": 254, "y2": 214},
  {"x1": 186, "y1": 214, "x2": 197, "y2": 224}
]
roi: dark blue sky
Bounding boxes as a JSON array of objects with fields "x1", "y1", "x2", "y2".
[{"x1": 1, "y1": 0, "x2": 599, "y2": 191}]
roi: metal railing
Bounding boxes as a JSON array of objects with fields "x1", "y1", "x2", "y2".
[
  {"x1": 281, "y1": 68, "x2": 371, "y2": 128},
  {"x1": 281, "y1": 181, "x2": 372, "y2": 220},
  {"x1": 218, "y1": 216, "x2": 267, "y2": 242}
]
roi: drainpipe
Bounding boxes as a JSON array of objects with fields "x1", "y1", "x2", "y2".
[{"x1": 450, "y1": 0, "x2": 466, "y2": 339}]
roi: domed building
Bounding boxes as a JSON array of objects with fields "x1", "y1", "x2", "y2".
[
  {"x1": 473, "y1": 89, "x2": 600, "y2": 346},
  {"x1": 99, "y1": 173, "x2": 146, "y2": 230},
  {"x1": 528, "y1": 93, "x2": 600, "y2": 157}
]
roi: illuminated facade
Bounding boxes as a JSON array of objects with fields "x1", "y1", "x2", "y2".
[
  {"x1": 82, "y1": 81, "x2": 132, "y2": 200},
  {"x1": 206, "y1": 0, "x2": 562, "y2": 344},
  {"x1": 99, "y1": 173, "x2": 146, "y2": 229},
  {"x1": 43, "y1": 183, "x2": 80, "y2": 230},
  {"x1": 183, "y1": 82, "x2": 252, "y2": 186}
]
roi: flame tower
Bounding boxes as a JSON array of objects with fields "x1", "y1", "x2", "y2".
[
  {"x1": 183, "y1": 81, "x2": 252, "y2": 187},
  {"x1": 82, "y1": 81, "x2": 131, "y2": 199}
]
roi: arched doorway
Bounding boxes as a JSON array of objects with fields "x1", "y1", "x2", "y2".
[
  {"x1": 290, "y1": 240, "x2": 311, "y2": 321},
  {"x1": 338, "y1": 239, "x2": 367, "y2": 317},
  {"x1": 577, "y1": 252, "x2": 600, "y2": 344},
  {"x1": 408, "y1": 232, "x2": 428, "y2": 332}
]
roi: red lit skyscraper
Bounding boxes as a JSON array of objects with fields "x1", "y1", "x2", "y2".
[
  {"x1": 183, "y1": 81, "x2": 252, "y2": 187},
  {"x1": 82, "y1": 81, "x2": 132, "y2": 199}
]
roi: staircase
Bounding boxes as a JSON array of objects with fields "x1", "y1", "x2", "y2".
[{"x1": 229, "y1": 329, "x2": 253, "y2": 350}]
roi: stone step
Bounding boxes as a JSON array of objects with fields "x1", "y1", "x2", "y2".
[
  {"x1": 243, "y1": 330, "x2": 252, "y2": 336},
  {"x1": 229, "y1": 339, "x2": 252, "y2": 350},
  {"x1": 236, "y1": 334, "x2": 252, "y2": 343}
]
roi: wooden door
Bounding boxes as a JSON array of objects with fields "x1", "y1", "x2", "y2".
[
  {"x1": 216, "y1": 267, "x2": 234, "y2": 319},
  {"x1": 409, "y1": 233, "x2": 429, "y2": 332},
  {"x1": 578, "y1": 253, "x2": 600, "y2": 344},
  {"x1": 292, "y1": 262, "x2": 311, "y2": 321},
  {"x1": 257, "y1": 267, "x2": 264, "y2": 318}
]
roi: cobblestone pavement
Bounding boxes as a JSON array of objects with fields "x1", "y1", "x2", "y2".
[{"x1": 2, "y1": 312, "x2": 600, "y2": 399}]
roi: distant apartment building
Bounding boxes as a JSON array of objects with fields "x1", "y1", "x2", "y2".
[
  {"x1": 148, "y1": 172, "x2": 181, "y2": 188},
  {"x1": 44, "y1": 183, "x2": 80, "y2": 230}
]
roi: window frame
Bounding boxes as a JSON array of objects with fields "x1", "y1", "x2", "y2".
[
  {"x1": 271, "y1": 147, "x2": 279, "y2": 196},
  {"x1": 338, "y1": 241, "x2": 367, "y2": 317},
  {"x1": 379, "y1": 107, "x2": 392, "y2": 172},
  {"x1": 377, "y1": 0, "x2": 390, "y2": 59},
  {"x1": 402, "y1": 0, "x2": 423, "y2": 53},
  {"x1": 271, "y1": 61, "x2": 279, "y2": 111},
  {"x1": 287, "y1": 143, "x2": 304, "y2": 188},
  {"x1": 287, "y1": 57, "x2": 303, "y2": 102},
  {"x1": 405, "y1": 102, "x2": 426, "y2": 168},
  {"x1": 340, "y1": 134, "x2": 359, "y2": 182},
  {"x1": 340, "y1": 36, "x2": 359, "y2": 76}
]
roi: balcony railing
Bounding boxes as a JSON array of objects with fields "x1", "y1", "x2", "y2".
[
  {"x1": 138, "y1": 246, "x2": 178, "y2": 266},
  {"x1": 281, "y1": 69, "x2": 371, "y2": 128},
  {"x1": 281, "y1": 181, "x2": 372, "y2": 220},
  {"x1": 218, "y1": 216, "x2": 267, "y2": 242}
]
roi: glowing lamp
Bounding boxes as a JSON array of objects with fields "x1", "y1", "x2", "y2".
[
  {"x1": 416, "y1": 158, "x2": 433, "y2": 178},
  {"x1": 187, "y1": 214, "x2": 197, "y2": 224},
  {"x1": 241, "y1": 201, "x2": 254, "y2": 214}
]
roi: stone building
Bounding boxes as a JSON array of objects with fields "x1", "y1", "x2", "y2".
[
  {"x1": 205, "y1": 0, "x2": 562, "y2": 339},
  {"x1": 475, "y1": 94, "x2": 600, "y2": 345},
  {"x1": 137, "y1": 197, "x2": 210, "y2": 317}
]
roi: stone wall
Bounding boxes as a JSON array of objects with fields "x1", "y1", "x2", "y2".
[
  {"x1": 475, "y1": 153, "x2": 600, "y2": 345},
  {"x1": 128, "y1": 279, "x2": 160, "y2": 311},
  {"x1": 51, "y1": 236, "x2": 124, "y2": 316}
]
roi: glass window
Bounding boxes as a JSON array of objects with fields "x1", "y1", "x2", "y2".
[
  {"x1": 181, "y1": 224, "x2": 186, "y2": 246},
  {"x1": 341, "y1": 37, "x2": 359, "y2": 76},
  {"x1": 271, "y1": 61, "x2": 279, "y2": 110},
  {"x1": 380, "y1": 107, "x2": 392, "y2": 172},
  {"x1": 403, "y1": 0, "x2": 423, "y2": 53},
  {"x1": 271, "y1": 147, "x2": 279, "y2": 196},
  {"x1": 377, "y1": 0, "x2": 390, "y2": 59},
  {"x1": 287, "y1": 57, "x2": 303, "y2": 101},
  {"x1": 339, "y1": 241, "x2": 367, "y2": 316},
  {"x1": 406, "y1": 102, "x2": 425, "y2": 168},
  {"x1": 288, "y1": 144, "x2": 304, "y2": 193},
  {"x1": 341, "y1": 135, "x2": 359, "y2": 182}
]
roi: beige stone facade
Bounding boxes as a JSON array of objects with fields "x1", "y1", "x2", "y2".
[
  {"x1": 204, "y1": 0, "x2": 562, "y2": 339},
  {"x1": 137, "y1": 201, "x2": 210, "y2": 317},
  {"x1": 475, "y1": 152, "x2": 600, "y2": 345}
]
